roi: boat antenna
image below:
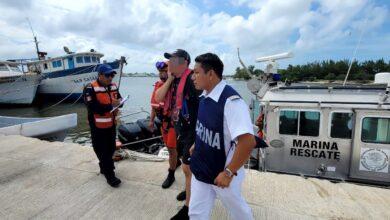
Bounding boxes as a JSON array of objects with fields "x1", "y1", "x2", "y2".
[
  {"x1": 26, "y1": 18, "x2": 41, "y2": 60},
  {"x1": 343, "y1": 23, "x2": 365, "y2": 86}
]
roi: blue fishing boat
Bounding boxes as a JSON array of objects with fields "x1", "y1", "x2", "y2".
[{"x1": 26, "y1": 48, "x2": 126, "y2": 101}]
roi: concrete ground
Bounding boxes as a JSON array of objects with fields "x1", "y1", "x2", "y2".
[{"x1": 0, "y1": 134, "x2": 389, "y2": 220}]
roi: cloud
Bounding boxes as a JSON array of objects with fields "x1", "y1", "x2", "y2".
[{"x1": 0, "y1": 0, "x2": 388, "y2": 74}]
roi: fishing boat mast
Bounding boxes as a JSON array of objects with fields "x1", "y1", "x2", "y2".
[{"x1": 27, "y1": 18, "x2": 47, "y2": 60}]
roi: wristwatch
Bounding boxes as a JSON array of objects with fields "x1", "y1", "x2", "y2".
[{"x1": 224, "y1": 168, "x2": 236, "y2": 178}]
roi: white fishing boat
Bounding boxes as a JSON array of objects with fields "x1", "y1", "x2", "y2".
[
  {"x1": 26, "y1": 48, "x2": 126, "y2": 101},
  {"x1": 246, "y1": 52, "x2": 390, "y2": 185},
  {"x1": 0, "y1": 61, "x2": 41, "y2": 105},
  {"x1": 0, "y1": 113, "x2": 77, "y2": 142}
]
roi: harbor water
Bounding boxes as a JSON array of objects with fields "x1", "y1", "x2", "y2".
[{"x1": 0, "y1": 77, "x2": 254, "y2": 145}]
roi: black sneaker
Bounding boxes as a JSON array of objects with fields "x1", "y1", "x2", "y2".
[
  {"x1": 176, "y1": 190, "x2": 186, "y2": 201},
  {"x1": 162, "y1": 169, "x2": 175, "y2": 189},
  {"x1": 105, "y1": 173, "x2": 121, "y2": 188},
  {"x1": 171, "y1": 205, "x2": 189, "y2": 220}
]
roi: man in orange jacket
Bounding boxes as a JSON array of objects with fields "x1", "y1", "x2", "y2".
[
  {"x1": 149, "y1": 61, "x2": 181, "y2": 189},
  {"x1": 83, "y1": 64, "x2": 122, "y2": 187}
]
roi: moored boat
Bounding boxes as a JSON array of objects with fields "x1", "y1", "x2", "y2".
[
  {"x1": 0, "y1": 61, "x2": 41, "y2": 105},
  {"x1": 0, "y1": 113, "x2": 77, "y2": 142},
  {"x1": 26, "y1": 49, "x2": 126, "y2": 101},
  {"x1": 247, "y1": 52, "x2": 390, "y2": 185}
]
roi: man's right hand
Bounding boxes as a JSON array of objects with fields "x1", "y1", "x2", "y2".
[
  {"x1": 167, "y1": 61, "x2": 175, "y2": 80},
  {"x1": 167, "y1": 71, "x2": 174, "y2": 81}
]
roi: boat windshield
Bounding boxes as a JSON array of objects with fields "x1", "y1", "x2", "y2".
[{"x1": 9, "y1": 66, "x2": 21, "y2": 72}]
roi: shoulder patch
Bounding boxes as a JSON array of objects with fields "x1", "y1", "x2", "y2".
[{"x1": 227, "y1": 95, "x2": 240, "y2": 101}]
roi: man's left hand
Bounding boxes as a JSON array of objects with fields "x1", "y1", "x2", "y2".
[
  {"x1": 214, "y1": 171, "x2": 233, "y2": 188},
  {"x1": 112, "y1": 99, "x2": 121, "y2": 107}
]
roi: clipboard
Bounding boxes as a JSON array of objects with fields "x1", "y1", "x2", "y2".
[{"x1": 110, "y1": 95, "x2": 129, "y2": 113}]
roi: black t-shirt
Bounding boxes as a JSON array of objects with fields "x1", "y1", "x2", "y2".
[{"x1": 173, "y1": 72, "x2": 201, "y2": 136}]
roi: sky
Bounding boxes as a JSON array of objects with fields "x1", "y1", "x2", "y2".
[{"x1": 0, "y1": 0, "x2": 389, "y2": 75}]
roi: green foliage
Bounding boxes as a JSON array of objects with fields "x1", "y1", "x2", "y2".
[
  {"x1": 233, "y1": 65, "x2": 264, "y2": 80},
  {"x1": 233, "y1": 59, "x2": 389, "y2": 82},
  {"x1": 233, "y1": 67, "x2": 251, "y2": 80}
]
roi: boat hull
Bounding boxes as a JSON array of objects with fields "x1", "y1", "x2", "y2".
[
  {"x1": 0, "y1": 113, "x2": 77, "y2": 142},
  {"x1": 37, "y1": 61, "x2": 121, "y2": 101},
  {"x1": 0, "y1": 74, "x2": 41, "y2": 105}
]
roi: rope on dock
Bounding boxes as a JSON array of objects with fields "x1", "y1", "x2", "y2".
[
  {"x1": 119, "y1": 108, "x2": 150, "y2": 119},
  {"x1": 121, "y1": 135, "x2": 163, "y2": 147},
  {"x1": 123, "y1": 149, "x2": 165, "y2": 162}
]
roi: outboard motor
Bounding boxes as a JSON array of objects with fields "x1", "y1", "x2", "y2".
[
  {"x1": 136, "y1": 119, "x2": 159, "y2": 136},
  {"x1": 118, "y1": 122, "x2": 144, "y2": 150},
  {"x1": 118, "y1": 117, "x2": 164, "y2": 153}
]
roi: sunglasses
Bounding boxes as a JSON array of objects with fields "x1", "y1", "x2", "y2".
[{"x1": 104, "y1": 73, "x2": 115, "y2": 78}]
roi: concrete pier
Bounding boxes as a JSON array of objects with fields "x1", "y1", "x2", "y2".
[{"x1": 0, "y1": 135, "x2": 389, "y2": 219}]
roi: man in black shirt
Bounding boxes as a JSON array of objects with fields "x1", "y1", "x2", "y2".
[{"x1": 155, "y1": 49, "x2": 201, "y2": 220}]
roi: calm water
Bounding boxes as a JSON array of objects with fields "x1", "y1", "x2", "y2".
[{"x1": 0, "y1": 77, "x2": 254, "y2": 144}]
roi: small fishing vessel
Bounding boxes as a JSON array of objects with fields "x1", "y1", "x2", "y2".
[
  {"x1": 0, "y1": 113, "x2": 77, "y2": 142},
  {"x1": 26, "y1": 48, "x2": 126, "y2": 101},
  {"x1": 246, "y1": 52, "x2": 390, "y2": 185},
  {"x1": 0, "y1": 61, "x2": 41, "y2": 105},
  {"x1": 23, "y1": 23, "x2": 126, "y2": 102}
]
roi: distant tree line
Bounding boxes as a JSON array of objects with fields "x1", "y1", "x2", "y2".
[
  {"x1": 233, "y1": 65, "x2": 264, "y2": 80},
  {"x1": 233, "y1": 59, "x2": 390, "y2": 82}
]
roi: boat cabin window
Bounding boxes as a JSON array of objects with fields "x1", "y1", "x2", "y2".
[
  {"x1": 280, "y1": 110, "x2": 298, "y2": 135},
  {"x1": 330, "y1": 112, "x2": 353, "y2": 139},
  {"x1": 0, "y1": 64, "x2": 8, "y2": 71},
  {"x1": 44, "y1": 63, "x2": 48, "y2": 70},
  {"x1": 362, "y1": 117, "x2": 390, "y2": 144},
  {"x1": 84, "y1": 56, "x2": 91, "y2": 63},
  {"x1": 52, "y1": 60, "x2": 62, "y2": 68},
  {"x1": 299, "y1": 111, "x2": 320, "y2": 136},
  {"x1": 9, "y1": 66, "x2": 21, "y2": 72},
  {"x1": 76, "y1": 56, "x2": 83, "y2": 63},
  {"x1": 279, "y1": 110, "x2": 320, "y2": 136},
  {"x1": 92, "y1": 56, "x2": 97, "y2": 62}
]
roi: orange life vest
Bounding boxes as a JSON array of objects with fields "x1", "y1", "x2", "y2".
[
  {"x1": 175, "y1": 68, "x2": 192, "y2": 109},
  {"x1": 91, "y1": 80, "x2": 119, "y2": 129},
  {"x1": 150, "y1": 80, "x2": 165, "y2": 110},
  {"x1": 256, "y1": 113, "x2": 264, "y2": 139},
  {"x1": 175, "y1": 68, "x2": 192, "y2": 110}
]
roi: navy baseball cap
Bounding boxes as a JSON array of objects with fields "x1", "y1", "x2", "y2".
[
  {"x1": 97, "y1": 64, "x2": 116, "y2": 75},
  {"x1": 164, "y1": 49, "x2": 191, "y2": 64}
]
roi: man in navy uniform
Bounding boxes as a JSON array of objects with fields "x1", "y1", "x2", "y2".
[{"x1": 189, "y1": 53, "x2": 256, "y2": 219}]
